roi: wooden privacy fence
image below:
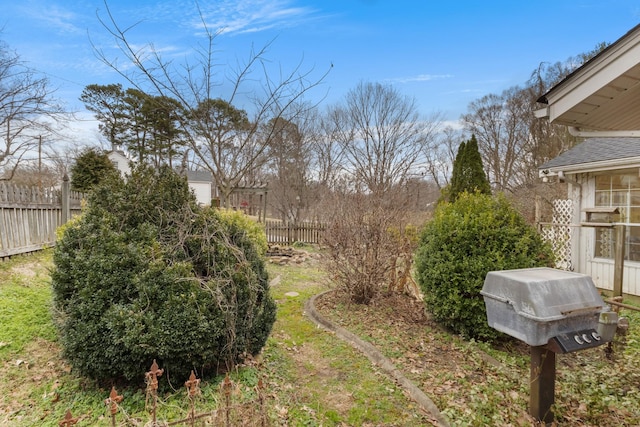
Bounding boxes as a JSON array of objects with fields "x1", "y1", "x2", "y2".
[
  {"x1": 263, "y1": 220, "x2": 325, "y2": 245},
  {"x1": 0, "y1": 177, "x2": 83, "y2": 258}
]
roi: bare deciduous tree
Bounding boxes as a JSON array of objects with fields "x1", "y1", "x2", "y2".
[
  {"x1": 313, "y1": 108, "x2": 346, "y2": 191},
  {"x1": 421, "y1": 125, "x2": 463, "y2": 190},
  {"x1": 0, "y1": 40, "x2": 63, "y2": 181},
  {"x1": 326, "y1": 81, "x2": 441, "y2": 197},
  {"x1": 93, "y1": 4, "x2": 330, "y2": 206},
  {"x1": 460, "y1": 43, "x2": 606, "y2": 198},
  {"x1": 264, "y1": 110, "x2": 318, "y2": 224},
  {"x1": 461, "y1": 86, "x2": 531, "y2": 193},
  {"x1": 321, "y1": 191, "x2": 413, "y2": 304}
]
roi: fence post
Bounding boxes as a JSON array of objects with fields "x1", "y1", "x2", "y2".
[
  {"x1": 61, "y1": 174, "x2": 70, "y2": 225},
  {"x1": 613, "y1": 224, "x2": 626, "y2": 297}
]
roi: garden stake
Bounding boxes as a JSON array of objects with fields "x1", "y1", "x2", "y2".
[
  {"x1": 58, "y1": 409, "x2": 78, "y2": 426},
  {"x1": 104, "y1": 386, "x2": 123, "y2": 427},
  {"x1": 223, "y1": 373, "x2": 232, "y2": 427},
  {"x1": 185, "y1": 370, "x2": 200, "y2": 426},
  {"x1": 257, "y1": 378, "x2": 268, "y2": 427},
  {"x1": 146, "y1": 359, "x2": 164, "y2": 426}
]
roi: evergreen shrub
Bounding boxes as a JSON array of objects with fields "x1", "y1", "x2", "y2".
[
  {"x1": 69, "y1": 148, "x2": 118, "y2": 193},
  {"x1": 414, "y1": 192, "x2": 553, "y2": 340},
  {"x1": 51, "y1": 165, "x2": 276, "y2": 383}
]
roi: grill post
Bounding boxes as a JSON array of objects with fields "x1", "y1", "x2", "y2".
[{"x1": 530, "y1": 345, "x2": 556, "y2": 425}]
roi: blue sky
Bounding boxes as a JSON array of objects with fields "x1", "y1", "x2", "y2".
[{"x1": 2, "y1": 0, "x2": 640, "y2": 143}]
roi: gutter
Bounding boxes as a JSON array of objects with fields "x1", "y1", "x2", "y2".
[{"x1": 568, "y1": 127, "x2": 640, "y2": 138}]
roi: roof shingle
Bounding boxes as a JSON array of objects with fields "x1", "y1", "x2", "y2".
[{"x1": 539, "y1": 137, "x2": 640, "y2": 170}]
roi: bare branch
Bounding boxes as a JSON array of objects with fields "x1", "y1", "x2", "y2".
[{"x1": 92, "y1": 1, "x2": 330, "y2": 206}]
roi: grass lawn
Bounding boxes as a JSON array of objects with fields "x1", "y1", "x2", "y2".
[{"x1": 0, "y1": 248, "x2": 639, "y2": 426}]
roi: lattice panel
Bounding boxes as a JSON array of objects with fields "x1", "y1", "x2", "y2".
[
  {"x1": 541, "y1": 199, "x2": 574, "y2": 271},
  {"x1": 552, "y1": 199, "x2": 573, "y2": 225}
]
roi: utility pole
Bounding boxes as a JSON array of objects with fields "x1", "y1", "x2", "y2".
[{"x1": 38, "y1": 135, "x2": 42, "y2": 189}]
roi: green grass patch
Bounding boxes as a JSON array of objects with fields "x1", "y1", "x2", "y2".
[{"x1": 0, "y1": 251, "x2": 56, "y2": 359}]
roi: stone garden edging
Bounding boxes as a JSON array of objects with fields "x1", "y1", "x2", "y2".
[{"x1": 304, "y1": 291, "x2": 450, "y2": 427}]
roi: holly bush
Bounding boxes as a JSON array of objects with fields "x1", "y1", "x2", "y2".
[
  {"x1": 414, "y1": 192, "x2": 553, "y2": 340},
  {"x1": 51, "y1": 165, "x2": 276, "y2": 383}
]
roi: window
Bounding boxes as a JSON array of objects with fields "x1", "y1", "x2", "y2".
[{"x1": 594, "y1": 172, "x2": 640, "y2": 261}]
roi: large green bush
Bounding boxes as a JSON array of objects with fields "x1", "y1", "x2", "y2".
[
  {"x1": 51, "y1": 165, "x2": 276, "y2": 383},
  {"x1": 414, "y1": 192, "x2": 553, "y2": 340}
]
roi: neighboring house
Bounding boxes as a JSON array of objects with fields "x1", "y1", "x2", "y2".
[
  {"x1": 184, "y1": 170, "x2": 213, "y2": 206},
  {"x1": 535, "y1": 24, "x2": 640, "y2": 297},
  {"x1": 107, "y1": 150, "x2": 212, "y2": 206},
  {"x1": 108, "y1": 150, "x2": 132, "y2": 177}
]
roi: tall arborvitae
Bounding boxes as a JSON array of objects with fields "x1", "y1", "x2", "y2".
[
  {"x1": 448, "y1": 140, "x2": 467, "y2": 202},
  {"x1": 447, "y1": 134, "x2": 491, "y2": 202},
  {"x1": 465, "y1": 135, "x2": 491, "y2": 195}
]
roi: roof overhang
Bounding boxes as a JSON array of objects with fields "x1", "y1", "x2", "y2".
[
  {"x1": 539, "y1": 156, "x2": 640, "y2": 178},
  {"x1": 536, "y1": 24, "x2": 640, "y2": 136}
]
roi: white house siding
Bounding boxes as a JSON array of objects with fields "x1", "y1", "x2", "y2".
[
  {"x1": 189, "y1": 181, "x2": 211, "y2": 206},
  {"x1": 573, "y1": 172, "x2": 640, "y2": 296},
  {"x1": 107, "y1": 151, "x2": 131, "y2": 176},
  {"x1": 586, "y1": 261, "x2": 640, "y2": 296}
]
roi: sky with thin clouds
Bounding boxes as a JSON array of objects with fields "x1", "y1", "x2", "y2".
[{"x1": 2, "y1": 0, "x2": 640, "y2": 145}]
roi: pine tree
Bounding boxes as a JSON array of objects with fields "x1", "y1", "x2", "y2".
[{"x1": 448, "y1": 135, "x2": 491, "y2": 201}]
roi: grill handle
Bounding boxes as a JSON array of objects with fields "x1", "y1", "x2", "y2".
[{"x1": 560, "y1": 306, "x2": 602, "y2": 316}]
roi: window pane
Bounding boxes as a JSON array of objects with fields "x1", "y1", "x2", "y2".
[
  {"x1": 595, "y1": 191, "x2": 610, "y2": 206},
  {"x1": 595, "y1": 228, "x2": 614, "y2": 259},
  {"x1": 629, "y1": 226, "x2": 640, "y2": 261},
  {"x1": 612, "y1": 190, "x2": 628, "y2": 206},
  {"x1": 592, "y1": 172, "x2": 640, "y2": 262},
  {"x1": 621, "y1": 174, "x2": 640, "y2": 189},
  {"x1": 596, "y1": 175, "x2": 611, "y2": 191},
  {"x1": 611, "y1": 174, "x2": 625, "y2": 189}
]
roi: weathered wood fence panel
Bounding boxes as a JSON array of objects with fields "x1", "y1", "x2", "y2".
[
  {"x1": 0, "y1": 180, "x2": 83, "y2": 258},
  {"x1": 264, "y1": 220, "x2": 325, "y2": 245}
]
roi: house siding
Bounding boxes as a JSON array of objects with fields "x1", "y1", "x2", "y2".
[{"x1": 571, "y1": 172, "x2": 640, "y2": 296}]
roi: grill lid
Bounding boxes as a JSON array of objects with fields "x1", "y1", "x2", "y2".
[{"x1": 481, "y1": 267, "x2": 604, "y2": 322}]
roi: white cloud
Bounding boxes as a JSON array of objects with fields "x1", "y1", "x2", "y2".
[
  {"x1": 388, "y1": 74, "x2": 453, "y2": 84},
  {"x1": 16, "y1": 2, "x2": 85, "y2": 35},
  {"x1": 192, "y1": 0, "x2": 319, "y2": 36}
]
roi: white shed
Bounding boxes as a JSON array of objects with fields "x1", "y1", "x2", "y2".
[
  {"x1": 106, "y1": 150, "x2": 212, "y2": 206},
  {"x1": 184, "y1": 170, "x2": 213, "y2": 206}
]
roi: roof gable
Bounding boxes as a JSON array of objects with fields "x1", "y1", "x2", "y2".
[
  {"x1": 536, "y1": 24, "x2": 640, "y2": 135},
  {"x1": 184, "y1": 170, "x2": 212, "y2": 183}
]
